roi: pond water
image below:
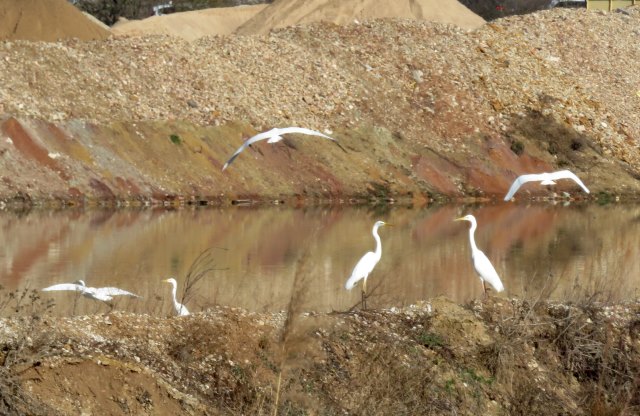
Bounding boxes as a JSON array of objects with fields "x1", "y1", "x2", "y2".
[{"x1": 1, "y1": 203, "x2": 639, "y2": 316}]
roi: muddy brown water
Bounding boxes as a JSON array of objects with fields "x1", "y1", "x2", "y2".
[{"x1": 1, "y1": 203, "x2": 638, "y2": 316}]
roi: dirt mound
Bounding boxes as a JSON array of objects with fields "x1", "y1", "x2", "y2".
[
  {"x1": 112, "y1": 4, "x2": 268, "y2": 40},
  {"x1": 0, "y1": 0, "x2": 110, "y2": 42},
  {"x1": 17, "y1": 359, "x2": 194, "y2": 415},
  {"x1": 2, "y1": 299, "x2": 639, "y2": 414},
  {"x1": 1, "y1": 8, "x2": 640, "y2": 203},
  {"x1": 236, "y1": 0, "x2": 485, "y2": 35}
]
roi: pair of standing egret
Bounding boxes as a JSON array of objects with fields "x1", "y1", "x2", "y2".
[
  {"x1": 344, "y1": 215, "x2": 503, "y2": 309},
  {"x1": 219, "y1": 126, "x2": 501, "y2": 304},
  {"x1": 344, "y1": 170, "x2": 591, "y2": 307}
]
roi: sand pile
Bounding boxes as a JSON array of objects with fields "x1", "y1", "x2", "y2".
[
  {"x1": 236, "y1": 0, "x2": 485, "y2": 35},
  {"x1": 112, "y1": 4, "x2": 268, "y2": 40},
  {"x1": 0, "y1": 0, "x2": 110, "y2": 41}
]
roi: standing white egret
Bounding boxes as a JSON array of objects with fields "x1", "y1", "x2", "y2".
[
  {"x1": 454, "y1": 215, "x2": 505, "y2": 296},
  {"x1": 222, "y1": 126, "x2": 344, "y2": 171},
  {"x1": 504, "y1": 170, "x2": 590, "y2": 201},
  {"x1": 42, "y1": 279, "x2": 141, "y2": 310},
  {"x1": 345, "y1": 220, "x2": 392, "y2": 309},
  {"x1": 162, "y1": 278, "x2": 190, "y2": 316}
]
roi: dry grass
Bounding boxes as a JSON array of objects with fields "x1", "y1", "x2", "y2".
[
  {"x1": 480, "y1": 295, "x2": 640, "y2": 416},
  {"x1": 0, "y1": 286, "x2": 57, "y2": 415}
]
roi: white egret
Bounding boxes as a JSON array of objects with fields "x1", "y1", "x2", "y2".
[
  {"x1": 504, "y1": 170, "x2": 590, "y2": 201},
  {"x1": 454, "y1": 215, "x2": 505, "y2": 296},
  {"x1": 42, "y1": 279, "x2": 141, "y2": 309},
  {"x1": 222, "y1": 126, "x2": 344, "y2": 171},
  {"x1": 162, "y1": 278, "x2": 190, "y2": 316},
  {"x1": 345, "y1": 220, "x2": 392, "y2": 309}
]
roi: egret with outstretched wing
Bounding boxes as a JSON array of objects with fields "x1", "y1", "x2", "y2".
[
  {"x1": 222, "y1": 127, "x2": 343, "y2": 171},
  {"x1": 504, "y1": 170, "x2": 590, "y2": 201},
  {"x1": 42, "y1": 280, "x2": 141, "y2": 304}
]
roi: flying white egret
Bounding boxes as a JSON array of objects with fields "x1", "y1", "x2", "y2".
[
  {"x1": 504, "y1": 170, "x2": 590, "y2": 201},
  {"x1": 162, "y1": 278, "x2": 190, "y2": 316},
  {"x1": 454, "y1": 215, "x2": 505, "y2": 296},
  {"x1": 42, "y1": 279, "x2": 141, "y2": 309},
  {"x1": 345, "y1": 220, "x2": 392, "y2": 309},
  {"x1": 222, "y1": 126, "x2": 344, "y2": 171}
]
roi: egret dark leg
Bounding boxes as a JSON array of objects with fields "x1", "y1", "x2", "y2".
[
  {"x1": 104, "y1": 301, "x2": 115, "y2": 315},
  {"x1": 362, "y1": 278, "x2": 368, "y2": 310},
  {"x1": 482, "y1": 281, "x2": 487, "y2": 298}
]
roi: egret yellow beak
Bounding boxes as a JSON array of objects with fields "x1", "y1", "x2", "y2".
[
  {"x1": 453, "y1": 217, "x2": 465, "y2": 222},
  {"x1": 161, "y1": 279, "x2": 169, "y2": 283}
]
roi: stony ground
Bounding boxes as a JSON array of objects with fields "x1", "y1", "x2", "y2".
[
  {"x1": 1, "y1": 293, "x2": 638, "y2": 415},
  {"x1": 2, "y1": 8, "x2": 639, "y2": 164},
  {"x1": 1, "y1": 8, "x2": 640, "y2": 205}
]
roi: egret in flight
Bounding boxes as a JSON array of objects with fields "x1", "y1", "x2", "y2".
[
  {"x1": 454, "y1": 215, "x2": 504, "y2": 296},
  {"x1": 162, "y1": 278, "x2": 190, "y2": 316},
  {"x1": 42, "y1": 280, "x2": 141, "y2": 309},
  {"x1": 222, "y1": 126, "x2": 344, "y2": 171},
  {"x1": 504, "y1": 170, "x2": 590, "y2": 201},
  {"x1": 345, "y1": 220, "x2": 392, "y2": 309}
]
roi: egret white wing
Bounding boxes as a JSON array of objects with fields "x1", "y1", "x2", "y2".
[
  {"x1": 98, "y1": 287, "x2": 141, "y2": 298},
  {"x1": 177, "y1": 303, "x2": 190, "y2": 316},
  {"x1": 277, "y1": 126, "x2": 347, "y2": 151},
  {"x1": 42, "y1": 283, "x2": 85, "y2": 292},
  {"x1": 345, "y1": 251, "x2": 377, "y2": 290},
  {"x1": 548, "y1": 170, "x2": 590, "y2": 193},
  {"x1": 276, "y1": 127, "x2": 336, "y2": 141},
  {"x1": 222, "y1": 129, "x2": 279, "y2": 171},
  {"x1": 504, "y1": 173, "x2": 544, "y2": 201},
  {"x1": 472, "y1": 251, "x2": 504, "y2": 292}
]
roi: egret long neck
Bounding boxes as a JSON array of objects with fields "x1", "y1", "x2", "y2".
[
  {"x1": 171, "y1": 284, "x2": 180, "y2": 309},
  {"x1": 372, "y1": 225, "x2": 383, "y2": 260},
  {"x1": 468, "y1": 221, "x2": 479, "y2": 253}
]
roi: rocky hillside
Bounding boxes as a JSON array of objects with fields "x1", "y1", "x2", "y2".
[{"x1": 0, "y1": 7, "x2": 639, "y2": 205}]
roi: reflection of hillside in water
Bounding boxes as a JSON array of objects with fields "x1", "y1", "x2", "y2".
[{"x1": 1, "y1": 204, "x2": 638, "y2": 316}]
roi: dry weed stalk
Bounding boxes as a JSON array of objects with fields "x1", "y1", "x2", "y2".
[
  {"x1": 178, "y1": 247, "x2": 227, "y2": 310},
  {"x1": 272, "y1": 246, "x2": 320, "y2": 415}
]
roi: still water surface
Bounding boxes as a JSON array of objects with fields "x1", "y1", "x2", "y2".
[{"x1": 1, "y1": 203, "x2": 639, "y2": 316}]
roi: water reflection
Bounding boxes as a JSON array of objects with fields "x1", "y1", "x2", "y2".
[{"x1": 1, "y1": 203, "x2": 639, "y2": 316}]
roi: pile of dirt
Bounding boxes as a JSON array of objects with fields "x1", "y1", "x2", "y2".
[
  {"x1": 0, "y1": 0, "x2": 110, "y2": 42},
  {"x1": 112, "y1": 4, "x2": 268, "y2": 40},
  {"x1": 235, "y1": 0, "x2": 485, "y2": 35},
  {"x1": 1, "y1": 8, "x2": 640, "y2": 203},
  {"x1": 1, "y1": 297, "x2": 638, "y2": 414}
]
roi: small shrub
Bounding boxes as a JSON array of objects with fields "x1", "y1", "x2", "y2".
[
  {"x1": 597, "y1": 191, "x2": 612, "y2": 206},
  {"x1": 510, "y1": 140, "x2": 525, "y2": 156},
  {"x1": 169, "y1": 134, "x2": 182, "y2": 145},
  {"x1": 417, "y1": 332, "x2": 445, "y2": 348}
]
